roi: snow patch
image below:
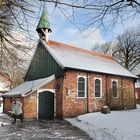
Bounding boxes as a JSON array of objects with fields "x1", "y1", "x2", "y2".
[
  {"x1": 0, "y1": 103, "x2": 10, "y2": 126},
  {"x1": 0, "y1": 121, "x2": 10, "y2": 126},
  {"x1": 0, "y1": 103, "x2": 3, "y2": 114},
  {"x1": 66, "y1": 105, "x2": 140, "y2": 140}
]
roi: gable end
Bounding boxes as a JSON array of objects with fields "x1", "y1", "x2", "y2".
[{"x1": 25, "y1": 42, "x2": 63, "y2": 81}]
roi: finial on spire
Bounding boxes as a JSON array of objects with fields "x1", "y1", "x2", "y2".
[{"x1": 36, "y1": 9, "x2": 52, "y2": 42}]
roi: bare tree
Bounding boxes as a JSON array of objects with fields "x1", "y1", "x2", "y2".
[
  {"x1": 113, "y1": 28, "x2": 140, "y2": 71},
  {"x1": 92, "y1": 27, "x2": 140, "y2": 72},
  {"x1": 91, "y1": 42, "x2": 114, "y2": 55},
  {"x1": 0, "y1": 0, "x2": 35, "y2": 85},
  {"x1": 40, "y1": 0, "x2": 140, "y2": 30},
  {"x1": 1, "y1": 0, "x2": 140, "y2": 63},
  {"x1": 0, "y1": 0, "x2": 140, "y2": 85}
]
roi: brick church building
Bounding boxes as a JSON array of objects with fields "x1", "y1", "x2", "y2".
[{"x1": 2, "y1": 10, "x2": 137, "y2": 119}]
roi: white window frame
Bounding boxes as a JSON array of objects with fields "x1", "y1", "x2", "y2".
[
  {"x1": 111, "y1": 79, "x2": 118, "y2": 98},
  {"x1": 77, "y1": 75, "x2": 87, "y2": 98},
  {"x1": 94, "y1": 78, "x2": 102, "y2": 98}
]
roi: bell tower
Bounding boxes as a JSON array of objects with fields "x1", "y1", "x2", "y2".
[{"x1": 36, "y1": 10, "x2": 52, "y2": 42}]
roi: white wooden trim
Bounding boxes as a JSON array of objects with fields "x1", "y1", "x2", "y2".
[
  {"x1": 77, "y1": 75, "x2": 87, "y2": 98},
  {"x1": 94, "y1": 77, "x2": 102, "y2": 98},
  {"x1": 37, "y1": 88, "x2": 55, "y2": 93},
  {"x1": 111, "y1": 79, "x2": 118, "y2": 98}
]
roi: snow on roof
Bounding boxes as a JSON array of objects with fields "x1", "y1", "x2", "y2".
[
  {"x1": 2, "y1": 75, "x2": 55, "y2": 97},
  {"x1": 135, "y1": 80, "x2": 140, "y2": 88},
  {"x1": 41, "y1": 40, "x2": 137, "y2": 78}
]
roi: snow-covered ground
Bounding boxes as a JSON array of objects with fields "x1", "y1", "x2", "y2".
[
  {"x1": 0, "y1": 103, "x2": 3, "y2": 114},
  {"x1": 0, "y1": 103, "x2": 10, "y2": 126},
  {"x1": 66, "y1": 105, "x2": 140, "y2": 140}
]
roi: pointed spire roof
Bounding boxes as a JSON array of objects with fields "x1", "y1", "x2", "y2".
[{"x1": 36, "y1": 10, "x2": 52, "y2": 32}]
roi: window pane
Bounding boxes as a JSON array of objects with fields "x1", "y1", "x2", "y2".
[
  {"x1": 95, "y1": 79, "x2": 100, "y2": 84},
  {"x1": 79, "y1": 77, "x2": 85, "y2": 83},
  {"x1": 78, "y1": 83, "x2": 85, "y2": 90},
  {"x1": 78, "y1": 77, "x2": 86, "y2": 97},
  {"x1": 112, "y1": 81, "x2": 117, "y2": 97},
  {"x1": 78, "y1": 91, "x2": 85, "y2": 97},
  {"x1": 95, "y1": 79, "x2": 101, "y2": 97},
  {"x1": 95, "y1": 85, "x2": 100, "y2": 92},
  {"x1": 95, "y1": 91, "x2": 100, "y2": 97}
]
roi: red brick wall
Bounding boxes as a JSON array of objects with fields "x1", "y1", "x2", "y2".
[
  {"x1": 3, "y1": 71, "x2": 136, "y2": 119},
  {"x1": 106, "y1": 76, "x2": 136, "y2": 110},
  {"x1": 23, "y1": 92, "x2": 37, "y2": 119},
  {"x1": 135, "y1": 88, "x2": 140, "y2": 103},
  {"x1": 62, "y1": 70, "x2": 136, "y2": 117},
  {"x1": 3, "y1": 97, "x2": 12, "y2": 113},
  {"x1": 3, "y1": 95, "x2": 37, "y2": 119},
  {"x1": 88, "y1": 73, "x2": 106, "y2": 112},
  {"x1": 122, "y1": 78, "x2": 136, "y2": 109},
  {"x1": 62, "y1": 71, "x2": 87, "y2": 117}
]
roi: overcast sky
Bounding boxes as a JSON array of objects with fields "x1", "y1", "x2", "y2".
[{"x1": 25, "y1": 1, "x2": 140, "y2": 50}]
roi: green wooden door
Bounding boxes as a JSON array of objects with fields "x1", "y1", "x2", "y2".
[{"x1": 39, "y1": 91, "x2": 54, "y2": 119}]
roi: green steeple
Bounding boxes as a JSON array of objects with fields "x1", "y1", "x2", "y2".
[{"x1": 36, "y1": 10, "x2": 52, "y2": 33}]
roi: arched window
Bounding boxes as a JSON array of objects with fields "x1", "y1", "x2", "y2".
[
  {"x1": 94, "y1": 78, "x2": 102, "y2": 97},
  {"x1": 112, "y1": 80, "x2": 118, "y2": 97},
  {"x1": 77, "y1": 76, "x2": 86, "y2": 97}
]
